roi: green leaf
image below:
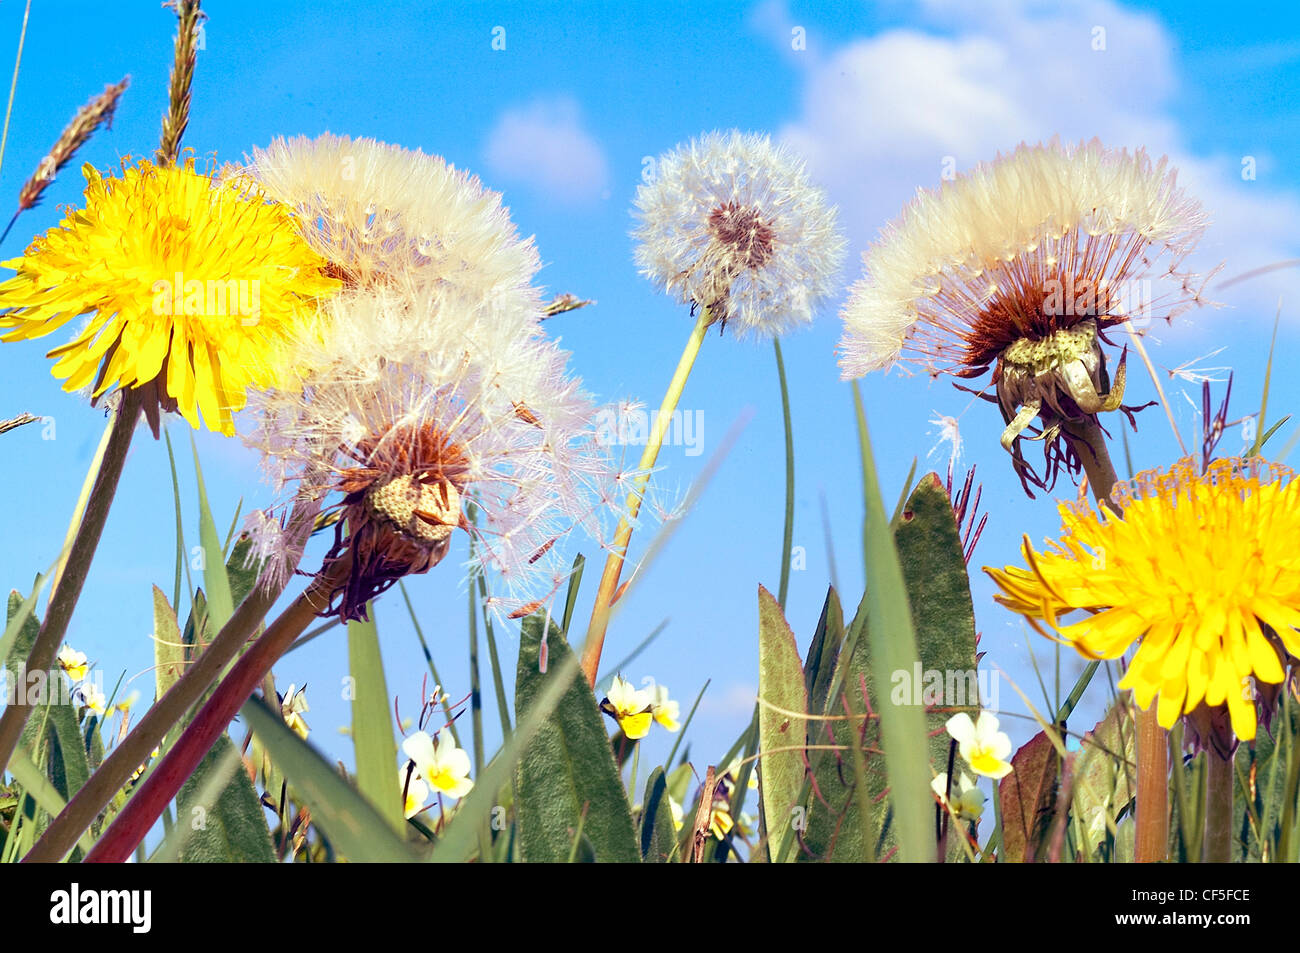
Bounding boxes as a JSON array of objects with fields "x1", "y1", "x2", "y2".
[
  {"x1": 997, "y1": 729, "x2": 1060, "y2": 863},
  {"x1": 514, "y1": 613, "x2": 640, "y2": 863},
  {"x1": 850, "y1": 392, "x2": 935, "y2": 862},
  {"x1": 757, "y1": 585, "x2": 807, "y2": 863},
  {"x1": 152, "y1": 586, "x2": 185, "y2": 700},
  {"x1": 347, "y1": 614, "x2": 402, "y2": 833},
  {"x1": 800, "y1": 468, "x2": 975, "y2": 862},
  {"x1": 241, "y1": 695, "x2": 421, "y2": 862},
  {"x1": 1071, "y1": 699, "x2": 1137, "y2": 858},
  {"x1": 1, "y1": 577, "x2": 49, "y2": 675},
  {"x1": 639, "y1": 766, "x2": 678, "y2": 862},
  {"x1": 167, "y1": 735, "x2": 275, "y2": 862},
  {"x1": 804, "y1": 587, "x2": 844, "y2": 722},
  {"x1": 5, "y1": 745, "x2": 95, "y2": 856},
  {"x1": 42, "y1": 677, "x2": 90, "y2": 805},
  {"x1": 430, "y1": 641, "x2": 585, "y2": 863},
  {"x1": 191, "y1": 436, "x2": 233, "y2": 630},
  {"x1": 893, "y1": 472, "x2": 980, "y2": 860},
  {"x1": 224, "y1": 535, "x2": 262, "y2": 611}
]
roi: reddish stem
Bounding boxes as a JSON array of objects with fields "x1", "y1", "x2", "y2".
[{"x1": 81, "y1": 558, "x2": 349, "y2": 863}]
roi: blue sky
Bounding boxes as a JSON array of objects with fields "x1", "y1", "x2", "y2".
[{"x1": 1, "y1": 0, "x2": 1297, "y2": 816}]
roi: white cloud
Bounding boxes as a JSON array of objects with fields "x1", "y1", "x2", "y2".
[
  {"x1": 484, "y1": 96, "x2": 609, "y2": 205},
  {"x1": 774, "y1": 0, "x2": 1300, "y2": 325}
]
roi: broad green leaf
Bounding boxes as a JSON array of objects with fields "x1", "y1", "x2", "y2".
[
  {"x1": 640, "y1": 766, "x2": 678, "y2": 862},
  {"x1": 42, "y1": 676, "x2": 90, "y2": 804},
  {"x1": 168, "y1": 735, "x2": 275, "y2": 863},
  {"x1": 998, "y1": 729, "x2": 1060, "y2": 863},
  {"x1": 893, "y1": 472, "x2": 980, "y2": 860},
  {"x1": 241, "y1": 695, "x2": 421, "y2": 862},
  {"x1": 348, "y1": 614, "x2": 402, "y2": 833},
  {"x1": 514, "y1": 613, "x2": 639, "y2": 863},
  {"x1": 801, "y1": 469, "x2": 975, "y2": 862},
  {"x1": 1, "y1": 577, "x2": 49, "y2": 674},
  {"x1": 5, "y1": 745, "x2": 95, "y2": 856},
  {"x1": 4, "y1": 590, "x2": 39, "y2": 675},
  {"x1": 430, "y1": 638, "x2": 586, "y2": 863},
  {"x1": 757, "y1": 585, "x2": 807, "y2": 863},
  {"x1": 224, "y1": 536, "x2": 262, "y2": 611}
]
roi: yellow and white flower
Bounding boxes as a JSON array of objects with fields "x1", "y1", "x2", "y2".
[
  {"x1": 402, "y1": 730, "x2": 474, "y2": 799},
  {"x1": 945, "y1": 711, "x2": 1013, "y2": 780},
  {"x1": 56, "y1": 645, "x2": 89, "y2": 683},
  {"x1": 76, "y1": 682, "x2": 107, "y2": 717},
  {"x1": 650, "y1": 683, "x2": 681, "y2": 732},
  {"x1": 400, "y1": 767, "x2": 431, "y2": 819},
  {"x1": 599, "y1": 675, "x2": 654, "y2": 740},
  {"x1": 279, "y1": 683, "x2": 310, "y2": 739},
  {"x1": 931, "y1": 772, "x2": 986, "y2": 822}
]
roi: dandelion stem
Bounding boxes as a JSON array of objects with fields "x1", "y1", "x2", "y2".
[
  {"x1": 774, "y1": 339, "x2": 795, "y2": 609},
  {"x1": 24, "y1": 502, "x2": 314, "y2": 863},
  {"x1": 76, "y1": 555, "x2": 352, "y2": 864},
  {"x1": 1203, "y1": 747, "x2": 1233, "y2": 862},
  {"x1": 579, "y1": 307, "x2": 711, "y2": 686},
  {"x1": 0, "y1": 388, "x2": 141, "y2": 779},
  {"x1": 1063, "y1": 414, "x2": 1168, "y2": 863}
]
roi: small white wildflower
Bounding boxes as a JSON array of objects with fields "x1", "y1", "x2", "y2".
[
  {"x1": 402, "y1": 730, "x2": 474, "y2": 799},
  {"x1": 945, "y1": 711, "x2": 1014, "y2": 780}
]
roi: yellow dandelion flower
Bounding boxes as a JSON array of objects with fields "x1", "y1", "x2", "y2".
[
  {"x1": 0, "y1": 159, "x2": 339, "y2": 435},
  {"x1": 986, "y1": 457, "x2": 1300, "y2": 742}
]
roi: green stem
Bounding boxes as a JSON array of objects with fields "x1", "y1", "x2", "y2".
[
  {"x1": 774, "y1": 339, "x2": 795, "y2": 610},
  {"x1": 581, "y1": 307, "x2": 710, "y2": 686},
  {"x1": 1064, "y1": 415, "x2": 1168, "y2": 863},
  {"x1": 1203, "y1": 747, "x2": 1233, "y2": 862},
  {"x1": 0, "y1": 388, "x2": 141, "y2": 776},
  {"x1": 467, "y1": 553, "x2": 490, "y2": 863}
]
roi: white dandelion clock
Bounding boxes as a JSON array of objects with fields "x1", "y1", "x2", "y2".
[
  {"x1": 838, "y1": 138, "x2": 1211, "y2": 492},
  {"x1": 633, "y1": 130, "x2": 845, "y2": 338},
  {"x1": 244, "y1": 278, "x2": 626, "y2": 624},
  {"x1": 243, "y1": 133, "x2": 543, "y2": 327}
]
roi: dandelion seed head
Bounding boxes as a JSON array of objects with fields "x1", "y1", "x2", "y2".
[
  {"x1": 838, "y1": 138, "x2": 1208, "y2": 379},
  {"x1": 243, "y1": 133, "x2": 542, "y2": 325},
  {"x1": 839, "y1": 139, "x2": 1210, "y2": 493},
  {"x1": 246, "y1": 279, "x2": 627, "y2": 623},
  {"x1": 633, "y1": 130, "x2": 845, "y2": 338}
]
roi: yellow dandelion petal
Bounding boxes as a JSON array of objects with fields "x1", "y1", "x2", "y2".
[
  {"x1": 0, "y1": 159, "x2": 339, "y2": 434},
  {"x1": 986, "y1": 457, "x2": 1299, "y2": 743}
]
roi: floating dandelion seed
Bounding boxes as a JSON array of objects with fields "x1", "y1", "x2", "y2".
[
  {"x1": 927, "y1": 412, "x2": 963, "y2": 470},
  {"x1": 839, "y1": 138, "x2": 1211, "y2": 492},
  {"x1": 245, "y1": 280, "x2": 625, "y2": 623},
  {"x1": 633, "y1": 130, "x2": 845, "y2": 338},
  {"x1": 0, "y1": 159, "x2": 339, "y2": 435},
  {"x1": 987, "y1": 457, "x2": 1300, "y2": 749}
]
